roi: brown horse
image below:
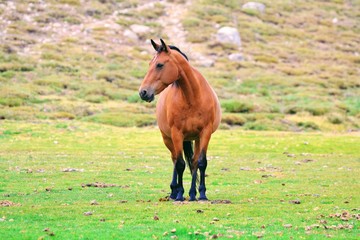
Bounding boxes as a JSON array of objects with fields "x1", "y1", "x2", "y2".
[{"x1": 139, "y1": 39, "x2": 221, "y2": 201}]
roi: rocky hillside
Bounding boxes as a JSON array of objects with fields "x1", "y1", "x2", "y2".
[{"x1": 0, "y1": 0, "x2": 359, "y2": 131}]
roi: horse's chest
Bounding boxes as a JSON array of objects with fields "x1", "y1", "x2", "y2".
[{"x1": 171, "y1": 109, "x2": 207, "y2": 138}]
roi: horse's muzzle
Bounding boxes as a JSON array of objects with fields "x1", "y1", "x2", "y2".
[{"x1": 139, "y1": 89, "x2": 155, "y2": 102}]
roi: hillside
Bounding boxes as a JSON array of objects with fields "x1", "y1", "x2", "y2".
[{"x1": 0, "y1": 0, "x2": 359, "y2": 131}]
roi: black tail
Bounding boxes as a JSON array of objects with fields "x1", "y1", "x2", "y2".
[
  {"x1": 183, "y1": 141, "x2": 199, "y2": 184},
  {"x1": 183, "y1": 141, "x2": 194, "y2": 173}
]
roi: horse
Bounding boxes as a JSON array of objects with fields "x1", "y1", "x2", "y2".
[{"x1": 139, "y1": 39, "x2": 221, "y2": 201}]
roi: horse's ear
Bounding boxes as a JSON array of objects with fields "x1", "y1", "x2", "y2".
[
  {"x1": 151, "y1": 39, "x2": 160, "y2": 52},
  {"x1": 160, "y1": 39, "x2": 170, "y2": 53}
]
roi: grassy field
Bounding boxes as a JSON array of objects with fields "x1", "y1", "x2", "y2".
[
  {"x1": 1, "y1": 120, "x2": 359, "y2": 239},
  {"x1": 0, "y1": 0, "x2": 359, "y2": 239}
]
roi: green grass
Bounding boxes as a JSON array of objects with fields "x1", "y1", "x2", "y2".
[{"x1": 0, "y1": 121, "x2": 359, "y2": 239}]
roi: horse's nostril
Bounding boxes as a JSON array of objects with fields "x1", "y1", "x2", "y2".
[{"x1": 140, "y1": 90, "x2": 147, "y2": 98}]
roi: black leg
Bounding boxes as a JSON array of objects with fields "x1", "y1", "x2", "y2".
[
  {"x1": 198, "y1": 151, "x2": 208, "y2": 200},
  {"x1": 189, "y1": 168, "x2": 198, "y2": 201},
  {"x1": 175, "y1": 155, "x2": 185, "y2": 201},
  {"x1": 169, "y1": 167, "x2": 178, "y2": 200}
]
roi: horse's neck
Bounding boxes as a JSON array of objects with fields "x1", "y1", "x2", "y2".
[{"x1": 177, "y1": 64, "x2": 201, "y2": 104}]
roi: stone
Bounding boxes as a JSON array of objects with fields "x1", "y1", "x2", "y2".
[
  {"x1": 123, "y1": 29, "x2": 138, "y2": 41},
  {"x1": 130, "y1": 24, "x2": 151, "y2": 35},
  {"x1": 242, "y1": 2, "x2": 266, "y2": 13},
  {"x1": 228, "y1": 53, "x2": 244, "y2": 61},
  {"x1": 216, "y1": 27, "x2": 241, "y2": 47},
  {"x1": 197, "y1": 56, "x2": 215, "y2": 67}
]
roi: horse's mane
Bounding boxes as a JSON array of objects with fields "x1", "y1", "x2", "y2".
[{"x1": 168, "y1": 45, "x2": 189, "y2": 61}]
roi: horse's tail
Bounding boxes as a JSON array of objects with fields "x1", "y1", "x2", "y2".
[{"x1": 183, "y1": 141, "x2": 198, "y2": 180}]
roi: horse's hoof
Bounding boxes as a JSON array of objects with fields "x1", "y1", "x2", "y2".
[
  {"x1": 175, "y1": 193, "x2": 184, "y2": 201},
  {"x1": 198, "y1": 197, "x2": 208, "y2": 201},
  {"x1": 169, "y1": 194, "x2": 177, "y2": 200},
  {"x1": 189, "y1": 197, "x2": 197, "y2": 201}
]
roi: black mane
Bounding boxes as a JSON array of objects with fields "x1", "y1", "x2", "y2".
[{"x1": 168, "y1": 45, "x2": 189, "y2": 61}]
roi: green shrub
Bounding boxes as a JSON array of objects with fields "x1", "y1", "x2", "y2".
[
  {"x1": 305, "y1": 106, "x2": 329, "y2": 116},
  {"x1": 221, "y1": 100, "x2": 254, "y2": 113},
  {"x1": 327, "y1": 113, "x2": 344, "y2": 124},
  {"x1": 0, "y1": 97, "x2": 24, "y2": 107},
  {"x1": 254, "y1": 55, "x2": 278, "y2": 63},
  {"x1": 221, "y1": 113, "x2": 246, "y2": 126},
  {"x1": 127, "y1": 93, "x2": 141, "y2": 103},
  {"x1": 50, "y1": 112, "x2": 76, "y2": 120},
  {"x1": 297, "y1": 121, "x2": 320, "y2": 130},
  {"x1": 83, "y1": 112, "x2": 156, "y2": 127},
  {"x1": 285, "y1": 106, "x2": 303, "y2": 115},
  {"x1": 85, "y1": 94, "x2": 107, "y2": 103},
  {"x1": 182, "y1": 17, "x2": 201, "y2": 28},
  {"x1": 58, "y1": 0, "x2": 80, "y2": 5},
  {"x1": 244, "y1": 121, "x2": 268, "y2": 131}
]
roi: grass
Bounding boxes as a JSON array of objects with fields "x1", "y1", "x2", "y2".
[
  {"x1": 0, "y1": 1, "x2": 359, "y2": 237},
  {"x1": 0, "y1": 121, "x2": 359, "y2": 239}
]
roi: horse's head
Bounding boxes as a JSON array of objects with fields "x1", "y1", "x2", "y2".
[{"x1": 139, "y1": 39, "x2": 183, "y2": 102}]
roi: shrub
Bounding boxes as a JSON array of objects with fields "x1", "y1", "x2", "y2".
[
  {"x1": 0, "y1": 97, "x2": 23, "y2": 107},
  {"x1": 243, "y1": 121, "x2": 268, "y2": 131},
  {"x1": 221, "y1": 113, "x2": 246, "y2": 126},
  {"x1": 284, "y1": 106, "x2": 302, "y2": 115},
  {"x1": 297, "y1": 121, "x2": 319, "y2": 130},
  {"x1": 85, "y1": 94, "x2": 107, "y2": 103},
  {"x1": 221, "y1": 100, "x2": 254, "y2": 113},
  {"x1": 50, "y1": 112, "x2": 76, "y2": 120},
  {"x1": 327, "y1": 113, "x2": 344, "y2": 124},
  {"x1": 83, "y1": 112, "x2": 156, "y2": 127},
  {"x1": 305, "y1": 106, "x2": 329, "y2": 116}
]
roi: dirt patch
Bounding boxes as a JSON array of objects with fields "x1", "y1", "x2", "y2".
[
  {"x1": 0, "y1": 200, "x2": 21, "y2": 207},
  {"x1": 81, "y1": 182, "x2": 118, "y2": 188},
  {"x1": 159, "y1": 196, "x2": 170, "y2": 202},
  {"x1": 211, "y1": 199, "x2": 232, "y2": 204}
]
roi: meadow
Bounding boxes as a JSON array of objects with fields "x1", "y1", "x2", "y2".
[
  {"x1": 0, "y1": 121, "x2": 359, "y2": 239},
  {"x1": 0, "y1": 0, "x2": 359, "y2": 239}
]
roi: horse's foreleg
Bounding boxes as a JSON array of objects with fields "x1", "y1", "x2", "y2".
[
  {"x1": 175, "y1": 155, "x2": 185, "y2": 201},
  {"x1": 161, "y1": 132, "x2": 178, "y2": 200},
  {"x1": 171, "y1": 129, "x2": 185, "y2": 201},
  {"x1": 170, "y1": 166, "x2": 178, "y2": 199}
]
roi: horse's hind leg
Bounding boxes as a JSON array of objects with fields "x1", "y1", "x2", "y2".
[
  {"x1": 189, "y1": 139, "x2": 200, "y2": 201},
  {"x1": 198, "y1": 151, "x2": 208, "y2": 200},
  {"x1": 170, "y1": 129, "x2": 186, "y2": 201},
  {"x1": 198, "y1": 127, "x2": 212, "y2": 201}
]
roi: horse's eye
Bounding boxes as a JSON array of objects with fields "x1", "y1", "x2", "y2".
[{"x1": 156, "y1": 63, "x2": 164, "y2": 69}]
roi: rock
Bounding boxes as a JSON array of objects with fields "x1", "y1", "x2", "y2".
[
  {"x1": 197, "y1": 56, "x2": 215, "y2": 67},
  {"x1": 242, "y1": 2, "x2": 266, "y2": 13},
  {"x1": 216, "y1": 27, "x2": 241, "y2": 47},
  {"x1": 130, "y1": 24, "x2": 150, "y2": 35},
  {"x1": 123, "y1": 29, "x2": 138, "y2": 41},
  {"x1": 229, "y1": 53, "x2": 244, "y2": 62},
  {"x1": 83, "y1": 211, "x2": 93, "y2": 216}
]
